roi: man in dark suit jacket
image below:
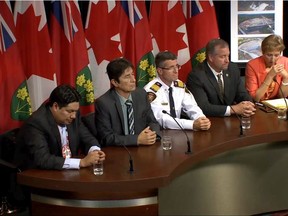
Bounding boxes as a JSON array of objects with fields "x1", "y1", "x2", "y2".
[
  {"x1": 186, "y1": 39, "x2": 256, "y2": 117},
  {"x1": 95, "y1": 58, "x2": 161, "y2": 147},
  {"x1": 14, "y1": 85, "x2": 105, "y2": 170}
]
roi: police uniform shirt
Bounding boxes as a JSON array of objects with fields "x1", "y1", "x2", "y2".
[{"x1": 144, "y1": 77, "x2": 205, "y2": 130}]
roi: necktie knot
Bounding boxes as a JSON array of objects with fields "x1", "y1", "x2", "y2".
[{"x1": 125, "y1": 100, "x2": 133, "y2": 106}]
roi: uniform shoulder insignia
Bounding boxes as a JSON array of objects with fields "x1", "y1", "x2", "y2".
[
  {"x1": 147, "y1": 92, "x2": 156, "y2": 103},
  {"x1": 150, "y1": 82, "x2": 162, "y2": 93},
  {"x1": 174, "y1": 80, "x2": 185, "y2": 88}
]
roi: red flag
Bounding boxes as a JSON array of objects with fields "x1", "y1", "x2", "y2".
[
  {"x1": 14, "y1": 1, "x2": 57, "y2": 111},
  {"x1": 183, "y1": 0, "x2": 219, "y2": 67},
  {"x1": 51, "y1": 1, "x2": 94, "y2": 115},
  {"x1": 0, "y1": 1, "x2": 31, "y2": 133},
  {"x1": 85, "y1": 1, "x2": 122, "y2": 98},
  {"x1": 119, "y1": 1, "x2": 156, "y2": 87},
  {"x1": 149, "y1": 1, "x2": 191, "y2": 82}
]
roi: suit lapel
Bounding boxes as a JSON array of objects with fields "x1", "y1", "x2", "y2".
[
  {"x1": 222, "y1": 70, "x2": 230, "y2": 103},
  {"x1": 111, "y1": 89, "x2": 125, "y2": 133},
  {"x1": 205, "y1": 64, "x2": 224, "y2": 103},
  {"x1": 46, "y1": 107, "x2": 62, "y2": 151}
]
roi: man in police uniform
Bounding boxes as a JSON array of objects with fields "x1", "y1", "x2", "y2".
[{"x1": 144, "y1": 51, "x2": 211, "y2": 130}]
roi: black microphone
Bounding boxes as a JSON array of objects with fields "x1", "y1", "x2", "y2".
[
  {"x1": 219, "y1": 87, "x2": 244, "y2": 136},
  {"x1": 229, "y1": 105, "x2": 244, "y2": 136},
  {"x1": 162, "y1": 110, "x2": 192, "y2": 154},
  {"x1": 121, "y1": 143, "x2": 134, "y2": 173},
  {"x1": 273, "y1": 77, "x2": 288, "y2": 120},
  {"x1": 220, "y1": 91, "x2": 244, "y2": 136}
]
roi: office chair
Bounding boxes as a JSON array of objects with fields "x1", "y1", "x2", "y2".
[{"x1": 0, "y1": 128, "x2": 25, "y2": 215}]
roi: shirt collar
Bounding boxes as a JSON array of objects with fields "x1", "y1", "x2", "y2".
[{"x1": 207, "y1": 62, "x2": 223, "y2": 79}]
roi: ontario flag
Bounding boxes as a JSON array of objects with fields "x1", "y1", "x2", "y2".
[
  {"x1": 0, "y1": 1, "x2": 31, "y2": 133},
  {"x1": 51, "y1": 0, "x2": 94, "y2": 115},
  {"x1": 149, "y1": 0, "x2": 191, "y2": 82},
  {"x1": 14, "y1": 0, "x2": 57, "y2": 111},
  {"x1": 183, "y1": 0, "x2": 219, "y2": 67},
  {"x1": 119, "y1": 1, "x2": 156, "y2": 87},
  {"x1": 85, "y1": 1, "x2": 122, "y2": 98}
]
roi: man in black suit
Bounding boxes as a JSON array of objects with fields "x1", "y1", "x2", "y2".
[
  {"x1": 186, "y1": 39, "x2": 256, "y2": 117},
  {"x1": 95, "y1": 58, "x2": 161, "y2": 147},
  {"x1": 14, "y1": 84, "x2": 105, "y2": 170}
]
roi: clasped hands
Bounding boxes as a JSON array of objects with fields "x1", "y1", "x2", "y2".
[
  {"x1": 80, "y1": 150, "x2": 106, "y2": 168},
  {"x1": 231, "y1": 101, "x2": 256, "y2": 117},
  {"x1": 138, "y1": 126, "x2": 157, "y2": 145},
  {"x1": 267, "y1": 64, "x2": 288, "y2": 79}
]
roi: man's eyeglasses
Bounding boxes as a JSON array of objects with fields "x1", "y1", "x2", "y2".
[{"x1": 159, "y1": 64, "x2": 181, "y2": 71}]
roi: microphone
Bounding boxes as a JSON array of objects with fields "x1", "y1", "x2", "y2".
[
  {"x1": 162, "y1": 110, "x2": 192, "y2": 154},
  {"x1": 121, "y1": 143, "x2": 134, "y2": 173},
  {"x1": 219, "y1": 87, "x2": 244, "y2": 136},
  {"x1": 229, "y1": 105, "x2": 244, "y2": 136},
  {"x1": 273, "y1": 77, "x2": 288, "y2": 120}
]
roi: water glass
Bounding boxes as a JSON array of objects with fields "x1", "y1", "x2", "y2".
[
  {"x1": 93, "y1": 161, "x2": 103, "y2": 175},
  {"x1": 162, "y1": 136, "x2": 172, "y2": 150},
  {"x1": 278, "y1": 107, "x2": 287, "y2": 119},
  {"x1": 241, "y1": 116, "x2": 251, "y2": 129}
]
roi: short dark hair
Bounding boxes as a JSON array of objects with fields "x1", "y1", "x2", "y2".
[
  {"x1": 47, "y1": 84, "x2": 81, "y2": 108},
  {"x1": 106, "y1": 58, "x2": 134, "y2": 82},
  {"x1": 261, "y1": 34, "x2": 285, "y2": 54},
  {"x1": 155, "y1": 51, "x2": 177, "y2": 68},
  {"x1": 206, "y1": 39, "x2": 229, "y2": 57}
]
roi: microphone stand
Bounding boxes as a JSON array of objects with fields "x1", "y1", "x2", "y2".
[
  {"x1": 229, "y1": 105, "x2": 244, "y2": 136},
  {"x1": 162, "y1": 110, "x2": 192, "y2": 154},
  {"x1": 121, "y1": 143, "x2": 134, "y2": 173},
  {"x1": 273, "y1": 77, "x2": 288, "y2": 120},
  {"x1": 222, "y1": 92, "x2": 244, "y2": 137}
]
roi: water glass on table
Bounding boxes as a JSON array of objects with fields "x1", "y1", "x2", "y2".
[
  {"x1": 93, "y1": 161, "x2": 103, "y2": 175},
  {"x1": 162, "y1": 136, "x2": 172, "y2": 150},
  {"x1": 277, "y1": 107, "x2": 287, "y2": 120},
  {"x1": 241, "y1": 116, "x2": 251, "y2": 129}
]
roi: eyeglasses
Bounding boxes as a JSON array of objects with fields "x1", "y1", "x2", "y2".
[{"x1": 159, "y1": 64, "x2": 181, "y2": 71}]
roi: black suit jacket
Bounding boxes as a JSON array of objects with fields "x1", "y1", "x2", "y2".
[
  {"x1": 95, "y1": 87, "x2": 161, "y2": 146},
  {"x1": 186, "y1": 61, "x2": 252, "y2": 116},
  {"x1": 14, "y1": 104, "x2": 100, "y2": 170}
]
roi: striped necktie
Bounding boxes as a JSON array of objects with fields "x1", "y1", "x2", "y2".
[
  {"x1": 217, "y1": 73, "x2": 224, "y2": 98},
  {"x1": 125, "y1": 100, "x2": 135, "y2": 135}
]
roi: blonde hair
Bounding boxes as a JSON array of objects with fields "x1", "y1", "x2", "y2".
[{"x1": 261, "y1": 34, "x2": 285, "y2": 54}]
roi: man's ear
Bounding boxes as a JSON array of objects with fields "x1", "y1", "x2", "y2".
[
  {"x1": 207, "y1": 54, "x2": 213, "y2": 62},
  {"x1": 51, "y1": 102, "x2": 59, "y2": 111},
  {"x1": 111, "y1": 79, "x2": 118, "y2": 87},
  {"x1": 157, "y1": 67, "x2": 162, "y2": 76}
]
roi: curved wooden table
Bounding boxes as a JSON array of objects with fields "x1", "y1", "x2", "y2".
[{"x1": 17, "y1": 109, "x2": 288, "y2": 215}]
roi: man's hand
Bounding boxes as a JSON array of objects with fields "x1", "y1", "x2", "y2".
[
  {"x1": 231, "y1": 101, "x2": 256, "y2": 117},
  {"x1": 137, "y1": 126, "x2": 157, "y2": 145},
  {"x1": 193, "y1": 117, "x2": 211, "y2": 131},
  {"x1": 80, "y1": 150, "x2": 106, "y2": 168}
]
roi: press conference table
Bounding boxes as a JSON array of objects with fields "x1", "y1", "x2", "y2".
[{"x1": 17, "y1": 109, "x2": 288, "y2": 215}]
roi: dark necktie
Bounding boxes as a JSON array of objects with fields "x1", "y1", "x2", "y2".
[
  {"x1": 217, "y1": 73, "x2": 224, "y2": 98},
  {"x1": 169, "y1": 87, "x2": 176, "y2": 118},
  {"x1": 125, "y1": 100, "x2": 135, "y2": 135}
]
